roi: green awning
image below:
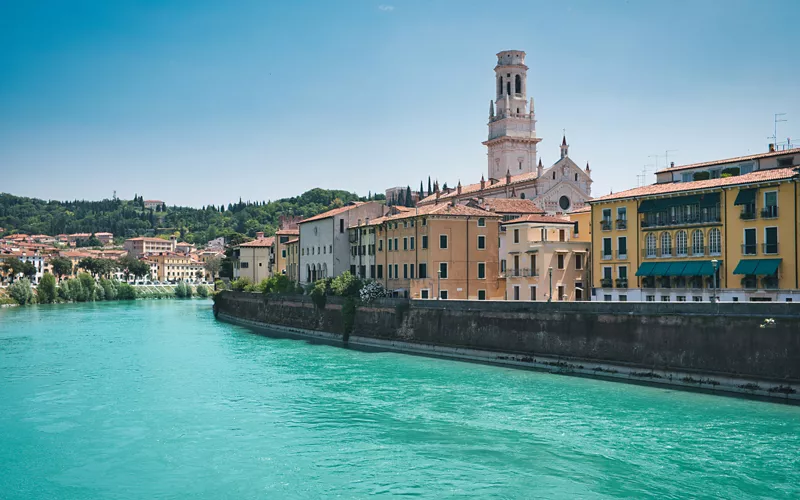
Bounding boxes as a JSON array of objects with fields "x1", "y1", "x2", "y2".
[
  {"x1": 638, "y1": 193, "x2": 718, "y2": 213},
  {"x1": 679, "y1": 261, "x2": 703, "y2": 276},
  {"x1": 699, "y1": 192, "x2": 720, "y2": 208},
  {"x1": 754, "y1": 259, "x2": 781, "y2": 275},
  {"x1": 733, "y1": 260, "x2": 759, "y2": 275},
  {"x1": 733, "y1": 188, "x2": 756, "y2": 206},
  {"x1": 651, "y1": 262, "x2": 672, "y2": 276},
  {"x1": 665, "y1": 262, "x2": 686, "y2": 276},
  {"x1": 638, "y1": 199, "x2": 662, "y2": 213},
  {"x1": 635, "y1": 262, "x2": 656, "y2": 277},
  {"x1": 696, "y1": 261, "x2": 720, "y2": 276}
]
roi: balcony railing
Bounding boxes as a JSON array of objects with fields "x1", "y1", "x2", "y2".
[
  {"x1": 761, "y1": 206, "x2": 779, "y2": 219},
  {"x1": 740, "y1": 211, "x2": 756, "y2": 220},
  {"x1": 641, "y1": 213, "x2": 721, "y2": 229},
  {"x1": 615, "y1": 219, "x2": 627, "y2": 230},
  {"x1": 616, "y1": 250, "x2": 628, "y2": 259},
  {"x1": 601, "y1": 252, "x2": 613, "y2": 260},
  {"x1": 742, "y1": 244, "x2": 757, "y2": 256},
  {"x1": 600, "y1": 278, "x2": 613, "y2": 288},
  {"x1": 763, "y1": 243, "x2": 779, "y2": 255},
  {"x1": 502, "y1": 268, "x2": 537, "y2": 278},
  {"x1": 741, "y1": 276, "x2": 758, "y2": 289},
  {"x1": 601, "y1": 220, "x2": 612, "y2": 231},
  {"x1": 615, "y1": 278, "x2": 628, "y2": 288},
  {"x1": 763, "y1": 277, "x2": 780, "y2": 289}
]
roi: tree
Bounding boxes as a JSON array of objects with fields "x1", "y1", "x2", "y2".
[
  {"x1": 50, "y1": 257, "x2": 73, "y2": 280},
  {"x1": 428, "y1": 176, "x2": 432, "y2": 196},
  {"x1": 419, "y1": 181, "x2": 424, "y2": 198},
  {"x1": 77, "y1": 272, "x2": 96, "y2": 301},
  {"x1": 78, "y1": 257, "x2": 99, "y2": 277},
  {"x1": 118, "y1": 255, "x2": 149, "y2": 281},
  {"x1": 1, "y1": 257, "x2": 24, "y2": 283},
  {"x1": 397, "y1": 190, "x2": 405, "y2": 207},
  {"x1": 37, "y1": 273, "x2": 57, "y2": 304},
  {"x1": 406, "y1": 186, "x2": 413, "y2": 207},
  {"x1": 8, "y1": 278, "x2": 34, "y2": 305},
  {"x1": 203, "y1": 256, "x2": 222, "y2": 280},
  {"x1": 21, "y1": 261, "x2": 37, "y2": 281}
]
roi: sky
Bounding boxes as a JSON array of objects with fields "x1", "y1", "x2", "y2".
[{"x1": 1, "y1": 0, "x2": 799, "y2": 207}]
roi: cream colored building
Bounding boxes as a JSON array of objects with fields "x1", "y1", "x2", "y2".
[
  {"x1": 148, "y1": 252, "x2": 205, "y2": 282},
  {"x1": 124, "y1": 236, "x2": 177, "y2": 258},
  {"x1": 285, "y1": 238, "x2": 300, "y2": 283},
  {"x1": 502, "y1": 214, "x2": 590, "y2": 301},
  {"x1": 233, "y1": 232, "x2": 275, "y2": 283}
]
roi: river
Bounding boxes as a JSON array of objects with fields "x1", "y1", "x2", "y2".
[{"x1": 1, "y1": 300, "x2": 798, "y2": 499}]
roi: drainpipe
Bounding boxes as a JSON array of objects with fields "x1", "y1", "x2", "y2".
[
  {"x1": 795, "y1": 180, "x2": 798, "y2": 290},
  {"x1": 723, "y1": 189, "x2": 728, "y2": 292},
  {"x1": 466, "y1": 216, "x2": 470, "y2": 299}
]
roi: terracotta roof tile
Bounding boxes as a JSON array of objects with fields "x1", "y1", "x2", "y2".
[
  {"x1": 656, "y1": 148, "x2": 800, "y2": 174},
  {"x1": 275, "y1": 228, "x2": 300, "y2": 235},
  {"x1": 568, "y1": 205, "x2": 592, "y2": 214},
  {"x1": 503, "y1": 214, "x2": 573, "y2": 225},
  {"x1": 238, "y1": 236, "x2": 275, "y2": 248},
  {"x1": 592, "y1": 168, "x2": 799, "y2": 203},
  {"x1": 417, "y1": 171, "x2": 540, "y2": 205},
  {"x1": 382, "y1": 203, "x2": 499, "y2": 221},
  {"x1": 472, "y1": 197, "x2": 545, "y2": 214},
  {"x1": 299, "y1": 202, "x2": 366, "y2": 223},
  {"x1": 286, "y1": 238, "x2": 299, "y2": 244}
]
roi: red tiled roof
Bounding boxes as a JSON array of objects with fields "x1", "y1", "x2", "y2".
[
  {"x1": 417, "y1": 171, "x2": 540, "y2": 205},
  {"x1": 275, "y1": 228, "x2": 300, "y2": 235},
  {"x1": 472, "y1": 197, "x2": 545, "y2": 214},
  {"x1": 238, "y1": 236, "x2": 275, "y2": 248},
  {"x1": 381, "y1": 203, "x2": 499, "y2": 221},
  {"x1": 503, "y1": 214, "x2": 573, "y2": 225},
  {"x1": 286, "y1": 238, "x2": 299, "y2": 244},
  {"x1": 126, "y1": 237, "x2": 173, "y2": 243},
  {"x1": 655, "y1": 148, "x2": 800, "y2": 174},
  {"x1": 592, "y1": 168, "x2": 799, "y2": 203},
  {"x1": 299, "y1": 202, "x2": 366, "y2": 224},
  {"x1": 568, "y1": 205, "x2": 592, "y2": 214}
]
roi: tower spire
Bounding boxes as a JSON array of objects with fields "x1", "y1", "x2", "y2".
[{"x1": 560, "y1": 132, "x2": 569, "y2": 159}]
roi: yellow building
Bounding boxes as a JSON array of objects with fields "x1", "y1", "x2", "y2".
[
  {"x1": 373, "y1": 202, "x2": 504, "y2": 300},
  {"x1": 589, "y1": 157, "x2": 799, "y2": 302},
  {"x1": 148, "y1": 252, "x2": 205, "y2": 282},
  {"x1": 502, "y1": 214, "x2": 590, "y2": 301},
  {"x1": 275, "y1": 228, "x2": 299, "y2": 276},
  {"x1": 285, "y1": 238, "x2": 300, "y2": 283},
  {"x1": 233, "y1": 232, "x2": 275, "y2": 283}
]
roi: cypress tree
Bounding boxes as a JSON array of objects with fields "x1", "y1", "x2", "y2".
[
  {"x1": 406, "y1": 186, "x2": 412, "y2": 207},
  {"x1": 427, "y1": 176, "x2": 432, "y2": 196}
]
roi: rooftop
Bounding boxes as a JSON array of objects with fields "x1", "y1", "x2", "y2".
[
  {"x1": 592, "y1": 167, "x2": 799, "y2": 203},
  {"x1": 275, "y1": 228, "x2": 300, "y2": 235},
  {"x1": 503, "y1": 214, "x2": 573, "y2": 225},
  {"x1": 568, "y1": 205, "x2": 592, "y2": 214},
  {"x1": 377, "y1": 203, "x2": 499, "y2": 223},
  {"x1": 238, "y1": 236, "x2": 275, "y2": 248},
  {"x1": 470, "y1": 197, "x2": 545, "y2": 214},
  {"x1": 417, "y1": 172, "x2": 541, "y2": 205},
  {"x1": 655, "y1": 147, "x2": 800, "y2": 174},
  {"x1": 299, "y1": 202, "x2": 367, "y2": 224}
]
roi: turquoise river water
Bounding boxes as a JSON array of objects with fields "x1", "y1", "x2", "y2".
[{"x1": 1, "y1": 300, "x2": 799, "y2": 499}]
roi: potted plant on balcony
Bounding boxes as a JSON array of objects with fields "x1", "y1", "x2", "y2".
[
  {"x1": 601, "y1": 277, "x2": 613, "y2": 288},
  {"x1": 615, "y1": 278, "x2": 628, "y2": 288}
]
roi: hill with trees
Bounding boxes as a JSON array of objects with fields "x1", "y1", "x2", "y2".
[{"x1": 0, "y1": 188, "x2": 377, "y2": 244}]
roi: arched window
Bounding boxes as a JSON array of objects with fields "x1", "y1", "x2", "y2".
[
  {"x1": 498, "y1": 77, "x2": 503, "y2": 96},
  {"x1": 574, "y1": 173, "x2": 578, "y2": 181},
  {"x1": 692, "y1": 230, "x2": 704, "y2": 256},
  {"x1": 307, "y1": 264, "x2": 312, "y2": 282},
  {"x1": 646, "y1": 233, "x2": 657, "y2": 257},
  {"x1": 515, "y1": 74, "x2": 521, "y2": 94},
  {"x1": 322, "y1": 263, "x2": 328, "y2": 278},
  {"x1": 661, "y1": 232, "x2": 672, "y2": 256},
  {"x1": 506, "y1": 81, "x2": 511, "y2": 95},
  {"x1": 676, "y1": 230, "x2": 688, "y2": 256},
  {"x1": 708, "y1": 228, "x2": 721, "y2": 255},
  {"x1": 552, "y1": 171, "x2": 556, "y2": 180}
]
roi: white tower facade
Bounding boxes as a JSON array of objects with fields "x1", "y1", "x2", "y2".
[{"x1": 482, "y1": 50, "x2": 542, "y2": 180}]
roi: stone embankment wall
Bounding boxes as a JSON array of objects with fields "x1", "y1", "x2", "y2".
[{"x1": 214, "y1": 292, "x2": 800, "y2": 403}]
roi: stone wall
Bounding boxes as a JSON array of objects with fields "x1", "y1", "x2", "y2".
[{"x1": 214, "y1": 292, "x2": 800, "y2": 386}]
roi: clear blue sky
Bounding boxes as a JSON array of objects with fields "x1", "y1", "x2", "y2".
[{"x1": 2, "y1": 0, "x2": 798, "y2": 207}]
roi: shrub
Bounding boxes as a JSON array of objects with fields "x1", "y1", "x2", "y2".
[
  {"x1": 195, "y1": 284, "x2": 209, "y2": 297},
  {"x1": 692, "y1": 171, "x2": 710, "y2": 181},
  {"x1": 359, "y1": 280, "x2": 387, "y2": 304},
  {"x1": 231, "y1": 277, "x2": 252, "y2": 291},
  {"x1": 57, "y1": 279, "x2": 71, "y2": 301},
  {"x1": 8, "y1": 278, "x2": 35, "y2": 305},
  {"x1": 99, "y1": 278, "x2": 118, "y2": 301},
  {"x1": 342, "y1": 296, "x2": 357, "y2": 336},
  {"x1": 721, "y1": 167, "x2": 740, "y2": 177},
  {"x1": 77, "y1": 272, "x2": 96, "y2": 302},
  {"x1": 117, "y1": 282, "x2": 137, "y2": 300},
  {"x1": 37, "y1": 273, "x2": 58, "y2": 304},
  {"x1": 174, "y1": 281, "x2": 193, "y2": 298},
  {"x1": 214, "y1": 279, "x2": 226, "y2": 291},
  {"x1": 310, "y1": 279, "x2": 328, "y2": 310},
  {"x1": 331, "y1": 271, "x2": 362, "y2": 297}
]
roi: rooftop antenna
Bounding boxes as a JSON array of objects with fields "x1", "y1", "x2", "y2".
[
  {"x1": 665, "y1": 149, "x2": 678, "y2": 169},
  {"x1": 769, "y1": 113, "x2": 787, "y2": 150},
  {"x1": 637, "y1": 163, "x2": 655, "y2": 187}
]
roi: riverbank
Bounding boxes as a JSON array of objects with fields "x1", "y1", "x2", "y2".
[{"x1": 214, "y1": 291, "x2": 800, "y2": 405}]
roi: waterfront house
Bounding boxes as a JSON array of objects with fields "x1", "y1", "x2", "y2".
[
  {"x1": 275, "y1": 228, "x2": 300, "y2": 276},
  {"x1": 233, "y1": 232, "x2": 275, "y2": 283}
]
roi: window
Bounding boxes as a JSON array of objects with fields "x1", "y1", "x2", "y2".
[
  {"x1": 421, "y1": 289, "x2": 429, "y2": 299},
  {"x1": 439, "y1": 235, "x2": 448, "y2": 249},
  {"x1": 692, "y1": 230, "x2": 704, "y2": 255},
  {"x1": 513, "y1": 229, "x2": 520, "y2": 243},
  {"x1": 439, "y1": 262, "x2": 448, "y2": 279},
  {"x1": 740, "y1": 162, "x2": 754, "y2": 174},
  {"x1": 602, "y1": 208, "x2": 611, "y2": 224},
  {"x1": 415, "y1": 262, "x2": 427, "y2": 279},
  {"x1": 477, "y1": 235, "x2": 486, "y2": 250},
  {"x1": 403, "y1": 221, "x2": 408, "y2": 228},
  {"x1": 646, "y1": 295, "x2": 655, "y2": 302},
  {"x1": 659, "y1": 232, "x2": 671, "y2": 257},
  {"x1": 575, "y1": 254, "x2": 583, "y2": 270},
  {"x1": 403, "y1": 237, "x2": 408, "y2": 251},
  {"x1": 530, "y1": 286, "x2": 536, "y2": 300},
  {"x1": 501, "y1": 259, "x2": 506, "y2": 272},
  {"x1": 388, "y1": 239, "x2": 393, "y2": 251},
  {"x1": 617, "y1": 207, "x2": 627, "y2": 221},
  {"x1": 410, "y1": 265, "x2": 415, "y2": 279},
  {"x1": 410, "y1": 220, "x2": 414, "y2": 227},
  {"x1": 350, "y1": 265, "x2": 356, "y2": 275},
  {"x1": 617, "y1": 236, "x2": 627, "y2": 258},
  {"x1": 422, "y1": 235, "x2": 428, "y2": 249},
  {"x1": 681, "y1": 173, "x2": 692, "y2": 182},
  {"x1": 618, "y1": 266, "x2": 628, "y2": 280},
  {"x1": 709, "y1": 228, "x2": 721, "y2": 255},
  {"x1": 557, "y1": 285, "x2": 565, "y2": 301},
  {"x1": 764, "y1": 191, "x2": 778, "y2": 218},
  {"x1": 573, "y1": 221, "x2": 580, "y2": 236},
  {"x1": 422, "y1": 218, "x2": 427, "y2": 226},
  {"x1": 604, "y1": 295, "x2": 612, "y2": 302},
  {"x1": 339, "y1": 219, "x2": 344, "y2": 233},
  {"x1": 378, "y1": 240, "x2": 383, "y2": 251},
  {"x1": 403, "y1": 264, "x2": 408, "y2": 279},
  {"x1": 676, "y1": 230, "x2": 688, "y2": 256},
  {"x1": 602, "y1": 237, "x2": 612, "y2": 259},
  {"x1": 388, "y1": 265, "x2": 393, "y2": 279},
  {"x1": 478, "y1": 290, "x2": 486, "y2": 300},
  {"x1": 394, "y1": 238, "x2": 398, "y2": 251},
  {"x1": 478, "y1": 262, "x2": 486, "y2": 279},
  {"x1": 743, "y1": 228, "x2": 757, "y2": 255},
  {"x1": 240, "y1": 262, "x2": 249, "y2": 268},
  {"x1": 440, "y1": 290, "x2": 448, "y2": 300},
  {"x1": 603, "y1": 267, "x2": 612, "y2": 281},
  {"x1": 559, "y1": 229, "x2": 566, "y2": 242},
  {"x1": 764, "y1": 227, "x2": 778, "y2": 254},
  {"x1": 513, "y1": 286, "x2": 520, "y2": 300},
  {"x1": 410, "y1": 237, "x2": 415, "y2": 250},
  {"x1": 477, "y1": 218, "x2": 485, "y2": 227},
  {"x1": 370, "y1": 265, "x2": 375, "y2": 278},
  {"x1": 557, "y1": 254, "x2": 565, "y2": 270},
  {"x1": 394, "y1": 264, "x2": 398, "y2": 279},
  {"x1": 619, "y1": 295, "x2": 627, "y2": 302},
  {"x1": 282, "y1": 249, "x2": 286, "y2": 258},
  {"x1": 661, "y1": 296, "x2": 671, "y2": 302},
  {"x1": 677, "y1": 296, "x2": 687, "y2": 302},
  {"x1": 646, "y1": 233, "x2": 657, "y2": 257},
  {"x1": 377, "y1": 265, "x2": 383, "y2": 279}
]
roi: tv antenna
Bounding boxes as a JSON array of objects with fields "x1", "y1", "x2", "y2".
[
  {"x1": 637, "y1": 163, "x2": 655, "y2": 187},
  {"x1": 665, "y1": 149, "x2": 678, "y2": 169},
  {"x1": 768, "y1": 113, "x2": 787, "y2": 149}
]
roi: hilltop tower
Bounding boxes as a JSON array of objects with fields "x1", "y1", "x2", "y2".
[{"x1": 483, "y1": 50, "x2": 541, "y2": 181}]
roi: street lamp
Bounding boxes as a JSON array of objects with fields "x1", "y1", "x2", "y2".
[
  {"x1": 711, "y1": 259, "x2": 719, "y2": 303},
  {"x1": 548, "y1": 266, "x2": 553, "y2": 302}
]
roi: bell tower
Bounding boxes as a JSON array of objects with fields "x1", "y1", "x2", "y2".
[{"x1": 483, "y1": 50, "x2": 541, "y2": 180}]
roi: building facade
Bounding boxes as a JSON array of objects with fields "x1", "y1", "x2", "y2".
[
  {"x1": 590, "y1": 154, "x2": 800, "y2": 302},
  {"x1": 124, "y1": 236, "x2": 177, "y2": 258},
  {"x1": 285, "y1": 238, "x2": 300, "y2": 283},
  {"x1": 233, "y1": 233, "x2": 275, "y2": 283},
  {"x1": 275, "y1": 228, "x2": 300, "y2": 276}
]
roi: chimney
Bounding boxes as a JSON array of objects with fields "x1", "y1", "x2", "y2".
[
  {"x1": 670, "y1": 161, "x2": 674, "y2": 169},
  {"x1": 256, "y1": 231, "x2": 264, "y2": 239},
  {"x1": 480, "y1": 175, "x2": 485, "y2": 190},
  {"x1": 769, "y1": 143, "x2": 776, "y2": 152},
  {"x1": 435, "y1": 190, "x2": 440, "y2": 205}
]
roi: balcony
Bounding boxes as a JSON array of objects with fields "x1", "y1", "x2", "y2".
[
  {"x1": 761, "y1": 206, "x2": 779, "y2": 219},
  {"x1": 600, "y1": 278, "x2": 613, "y2": 288},
  {"x1": 601, "y1": 220, "x2": 612, "y2": 231},
  {"x1": 616, "y1": 250, "x2": 628, "y2": 260},
  {"x1": 601, "y1": 252, "x2": 613, "y2": 261},
  {"x1": 742, "y1": 244, "x2": 757, "y2": 256},
  {"x1": 762, "y1": 276, "x2": 780, "y2": 289},
  {"x1": 615, "y1": 219, "x2": 627, "y2": 230},
  {"x1": 502, "y1": 268, "x2": 537, "y2": 278},
  {"x1": 739, "y1": 211, "x2": 756, "y2": 220},
  {"x1": 741, "y1": 276, "x2": 758, "y2": 289},
  {"x1": 641, "y1": 213, "x2": 721, "y2": 229},
  {"x1": 763, "y1": 243, "x2": 779, "y2": 255},
  {"x1": 615, "y1": 278, "x2": 628, "y2": 288}
]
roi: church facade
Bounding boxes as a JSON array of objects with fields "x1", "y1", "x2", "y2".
[{"x1": 418, "y1": 50, "x2": 592, "y2": 214}]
